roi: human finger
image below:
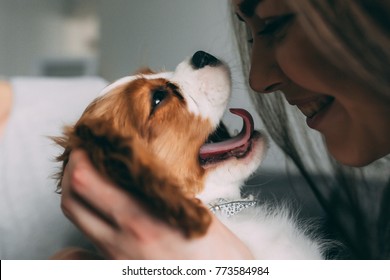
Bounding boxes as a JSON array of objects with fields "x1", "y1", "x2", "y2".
[{"x1": 61, "y1": 175, "x2": 118, "y2": 246}]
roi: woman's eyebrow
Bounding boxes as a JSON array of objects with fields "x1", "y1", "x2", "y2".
[{"x1": 239, "y1": 0, "x2": 262, "y2": 17}]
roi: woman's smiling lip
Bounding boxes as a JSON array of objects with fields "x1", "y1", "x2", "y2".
[{"x1": 286, "y1": 94, "x2": 335, "y2": 128}]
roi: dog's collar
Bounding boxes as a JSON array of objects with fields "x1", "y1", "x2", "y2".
[{"x1": 208, "y1": 198, "x2": 257, "y2": 217}]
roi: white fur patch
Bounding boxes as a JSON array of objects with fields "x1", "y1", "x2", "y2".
[
  {"x1": 99, "y1": 72, "x2": 174, "y2": 96},
  {"x1": 99, "y1": 58, "x2": 231, "y2": 129},
  {"x1": 171, "y1": 58, "x2": 232, "y2": 127}
]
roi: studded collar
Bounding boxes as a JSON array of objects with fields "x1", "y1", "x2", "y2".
[{"x1": 208, "y1": 198, "x2": 257, "y2": 217}]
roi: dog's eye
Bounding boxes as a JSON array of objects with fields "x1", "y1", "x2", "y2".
[{"x1": 151, "y1": 89, "x2": 168, "y2": 110}]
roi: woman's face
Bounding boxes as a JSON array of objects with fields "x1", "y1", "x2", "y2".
[{"x1": 233, "y1": 0, "x2": 390, "y2": 166}]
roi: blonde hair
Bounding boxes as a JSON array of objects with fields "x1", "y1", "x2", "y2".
[
  {"x1": 289, "y1": 0, "x2": 390, "y2": 98},
  {"x1": 231, "y1": 0, "x2": 390, "y2": 259}
]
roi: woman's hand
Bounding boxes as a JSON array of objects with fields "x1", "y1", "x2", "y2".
[{"x1": 60, "y1": 149, "x2": 254, "y2": 259}]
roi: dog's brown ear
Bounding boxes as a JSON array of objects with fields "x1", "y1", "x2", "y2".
[
  {"x1": 70, "y1": 119, "x2": 211, "y2": 238},
  {"x1": 50, "y1": 126, "x2": 75, "y2": 193}
]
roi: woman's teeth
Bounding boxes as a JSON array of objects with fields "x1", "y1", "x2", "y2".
[{"x1": 297, "y1": 96, "x2": 334, "y2": 118}]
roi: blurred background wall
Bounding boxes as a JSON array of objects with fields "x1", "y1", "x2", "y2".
[
  {"x1": 0, "y1": 0, "x2": 98, "y2": 77},
  {"x1": 0, "y1": 0, "x2": 259, "y2": 133},
  {"x1": 0, "y1": 0, "x2": 273, "y2": 164}
]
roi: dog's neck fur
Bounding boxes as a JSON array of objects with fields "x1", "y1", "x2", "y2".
[{"x1": 198, "y1": 166, "x2": 246, "y2": 204}]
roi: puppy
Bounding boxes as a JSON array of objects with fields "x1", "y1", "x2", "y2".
[{"x1": 54, "y1": 51, "x2": 324, "y2": 259}]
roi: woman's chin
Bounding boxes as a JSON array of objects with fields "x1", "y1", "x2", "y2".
[{"x1": 326, "y1": 142, "x2": 385, "y2": 167}]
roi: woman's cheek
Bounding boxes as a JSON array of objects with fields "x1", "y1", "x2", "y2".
[
  {"x1": 274, "y1": 20, "x2": 333, "y2": 93},
  {"x1": 276, "y1": 37, "x2": 336, "y2": 95}
]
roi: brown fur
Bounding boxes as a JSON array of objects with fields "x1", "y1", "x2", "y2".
[{"x1": 54, "y1": 77, "x2": 213, "y2": 238}]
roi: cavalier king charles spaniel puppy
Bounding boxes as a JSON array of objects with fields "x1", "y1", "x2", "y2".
[{"x1": 54, "y1": 51, "x2": 325, "y2": 259}]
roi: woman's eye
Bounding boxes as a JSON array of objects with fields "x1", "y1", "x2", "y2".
[
  {"x1": 151, "y1": 89, "x2": 167, "y2": 110},
  {"x1": 258, "y1": 13, "x2": 295, "y2": 40}
]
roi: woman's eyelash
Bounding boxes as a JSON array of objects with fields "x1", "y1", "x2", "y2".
[{"x1": 258, "y1": 13, "x2": 295, "y2": 37}]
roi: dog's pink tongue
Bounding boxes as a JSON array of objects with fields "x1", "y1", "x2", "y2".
[{"x1": 199, "y1": 108, "x2": 254, "y2": 159}]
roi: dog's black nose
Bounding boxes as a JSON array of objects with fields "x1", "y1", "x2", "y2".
[{"x1": 191, "y1": 51, "x2": 219, "y2": 69}]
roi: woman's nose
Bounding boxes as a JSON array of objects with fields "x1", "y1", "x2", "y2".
[{"x1": 248, "y1": 47, "x2": 286, "y2": 93}]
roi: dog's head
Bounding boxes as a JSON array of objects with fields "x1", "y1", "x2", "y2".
[{"x1": 74, "y1": 51, "x2": 265, "y2": 195}]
